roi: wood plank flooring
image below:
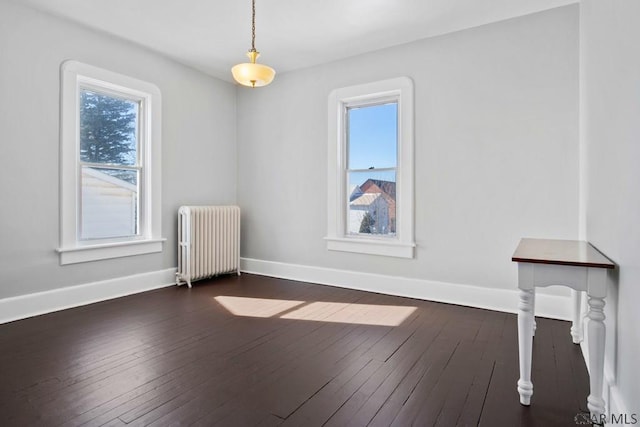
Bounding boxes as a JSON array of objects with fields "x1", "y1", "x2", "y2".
[{"x1": 0, "y1": 274, "x2": 590, "y2": 426}]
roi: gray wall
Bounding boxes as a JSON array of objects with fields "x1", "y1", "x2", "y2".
[
  {"x1": 3, "y1": 0, "x2": 635, "y2": 413},
  {"x1": 237, "y1": 6, "x2": 579, "y2": 293},
  {"x1": 0, "y1": 0, "x2": 237, "y2": 299},
  {"x1": 581, "y1": 0, "x2": 640, "y2": 414}
]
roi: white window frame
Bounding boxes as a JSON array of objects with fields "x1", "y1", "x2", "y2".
[
  {"x1": 57, "y1": 60, "x2": 164, "y2": 265},
  {"x1": 326, "y1": 77, "x2": 415, "y2": 258}
]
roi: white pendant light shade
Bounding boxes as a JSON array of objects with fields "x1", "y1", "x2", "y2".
[{"x1": 231, "y1": 51, "x2": 275, "y2": 88}]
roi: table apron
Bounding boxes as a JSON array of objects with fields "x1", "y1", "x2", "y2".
[{"x1": 517, "y1": 263, "x2": 608, "y2": 297}]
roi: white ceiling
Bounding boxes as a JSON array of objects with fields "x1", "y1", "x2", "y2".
[{"x1": 19, "y1": 0, "x2": 577, "y2": 82}]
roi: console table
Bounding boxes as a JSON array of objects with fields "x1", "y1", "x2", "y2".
[{"x1": 512, "y1": 238, "x2": 614, "y2": 420}]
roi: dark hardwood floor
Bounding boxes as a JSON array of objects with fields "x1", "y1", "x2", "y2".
[{"x1": 0, "y1": 274, "x2": 590, "y2": 426}]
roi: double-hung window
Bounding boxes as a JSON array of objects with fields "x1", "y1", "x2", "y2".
[
  {"x1": 326, "y1": 77, "x2": 415, "y2": 258},
  {"x1": 58, "y1": 61, "x2": 163, "y2": 265}
]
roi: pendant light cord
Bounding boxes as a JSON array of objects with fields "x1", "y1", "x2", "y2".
[{"x1": 250, "y1": 0, "x2": 256, "y2": 52}]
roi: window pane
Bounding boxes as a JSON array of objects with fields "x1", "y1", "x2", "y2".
[
  {"x1": 81, "y1": 167, "x2": 138, "y2": 239},
  {"x1": 79, "y1": 89, "x2": 138, "y2": 166},
  {"x1": 347, "y1": 102, "x2": 397, "y2": 170},
  {"x1": 347, "y1": 170, "x2": 396, "y2": 236}
]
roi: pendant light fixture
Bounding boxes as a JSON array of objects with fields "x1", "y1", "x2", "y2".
[{"x1": 231, "y1": 0, "x2": 275, "y2": 88}]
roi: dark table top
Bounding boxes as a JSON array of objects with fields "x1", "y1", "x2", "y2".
[{"x1": 512, "y1": 238, "x2": 615, "y2": 269}]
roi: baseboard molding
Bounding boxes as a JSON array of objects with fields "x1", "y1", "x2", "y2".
[
  {"x1": 240, "y1": 257, "x2": 572, "y2": 320},
  {"x1": 0, "y1": 268, "x2": 177, "y2": 324},
  {"x1": 607, "y1": 381, "x2": 632, "y2": 426}
]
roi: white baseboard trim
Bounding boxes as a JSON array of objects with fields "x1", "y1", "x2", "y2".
[
  {"x1": 0, "y1": 268, "x2": 177, "y2": 324},
  {"x1": 240, "y1": 258, "x2": 572, "y2": 320},
  {"x1": 607, "y1": 382, "x2": 632, "y2": 426}
]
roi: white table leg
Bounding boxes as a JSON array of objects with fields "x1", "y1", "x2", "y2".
[
  {"x1": 532, "y1": 290, "x2": 537, "y2": 337},
  {"x1": 571, "y1": 290, "x2": 583, "y2": 343},
  {"x1": 587, "y1": 295, "x2": 606, "y2": 420},
  {"x1": 517, "y1": 288, "x2": 535, "y2": 405}
]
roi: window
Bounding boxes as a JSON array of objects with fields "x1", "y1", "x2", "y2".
[
  {"x1": 326, "y1": 77, "x2": 415, "y2": 258},
  {"x1": 58, "y1": 61, "x2": 164, "y2": 265},
  {"x1": 347, "y1": 102, "x2": 397, "y2": 237}
]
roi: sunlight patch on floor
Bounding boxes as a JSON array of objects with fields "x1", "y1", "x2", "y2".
[
  {"x1": 214, "y1": 296, "x2": 416, "y2": 326},
  {"x1": 214, "y1": 296, "x2": 305, "y2": 318},
  {"x1": 281, "y1": 302, "x2": 416, "y2": 326}
]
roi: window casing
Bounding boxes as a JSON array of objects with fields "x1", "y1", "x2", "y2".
[
  {"x1": 326, "y1": 77, "x2": 415, "y2": 258},
  {"x1": 58, "y1": 61, "x2": 164, "y2": 265}
]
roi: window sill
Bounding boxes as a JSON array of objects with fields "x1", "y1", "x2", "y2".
[
  {"x1": 325, "y1": 237, "x2": 415, "y2": 258},
  {"x1": 57, "y1": 238, "x2": 166, "y2": 265}
]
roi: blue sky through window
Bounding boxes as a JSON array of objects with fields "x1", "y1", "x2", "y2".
[{"x1": 348, "y1": 102, "x2": 397, "y2": 170}]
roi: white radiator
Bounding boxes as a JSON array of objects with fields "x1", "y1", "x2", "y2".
[{"x1": 176, "y1": 205, "x2": 241, "y2": 288}]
